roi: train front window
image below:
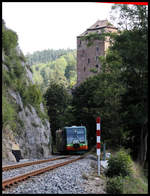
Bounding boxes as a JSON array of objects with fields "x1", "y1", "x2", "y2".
[
  {"x1": 77, "y1": 129, "x2": 85, "y2": 142},
  {"x1": 66, "y1": 128, "x2": 85, "y2": 144}
]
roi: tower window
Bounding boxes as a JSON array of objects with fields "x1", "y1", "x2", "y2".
[
  {"x1": 78, "y1": 40, "x2": 82, "y2": 47},
  {"x1": 96, "y1": 56, "x2": 99, "y2": 61},
  {"x1": 84, "y1": 66, "x2": 86, "y2": 72},
  {"x1": 80, "y1": 50, "x2": 84, "y2": 57},
  {"x1": 96, "y1": 47, "x2": 99, "y2": 52},
  {"x1": 82, "y1": 50, "x2": 84, "y2": 56},
  {"x1": 88, "y1": 58, "x2": 90, "y2": 64},
  {"x1": 95, "y1": 64, "x2": 99, "y2": 68}
]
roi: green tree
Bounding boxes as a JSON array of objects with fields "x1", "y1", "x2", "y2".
[
  {"x1": 72, "y1": 50, "x2": 126, "y2": 148},
  {"x1": 26, "y1": 48, "x2": 75, "y2": 65},
  {"x1": 31, "y1": 50, "x2": 77, "y2": 91},
  {"x1": 65, "y1": 65, "x2": 76, "y2": 83},
  {"x1": 109, "y1": 4, "x2": 148, "y2": 166},
  {"x1": 72, "y1": 5, "x2": 148, "y2": 162},
  {"x1": 43, "y1": 82, "x2": 71, "y2": 143}
]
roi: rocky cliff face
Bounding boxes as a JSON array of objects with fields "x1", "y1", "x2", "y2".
[
  {"x1": 2, "y1": 22, "x2": 52, "y2": 163},
  {"x1": 8, "y1": 88, "x2": 51, "y2": 159}
]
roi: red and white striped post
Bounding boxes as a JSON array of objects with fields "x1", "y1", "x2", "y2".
[{"x1": 96, "y1": 117, "x2": 101, "y2": 176}]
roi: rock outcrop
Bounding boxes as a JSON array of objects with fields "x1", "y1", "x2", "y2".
[{"x1": 2, "y1": 23, "x2": 52, "y2": 163}]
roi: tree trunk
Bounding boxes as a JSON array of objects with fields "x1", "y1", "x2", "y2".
[{"x1": 137, "y1": 120, "x2": 148, "y2": 167}]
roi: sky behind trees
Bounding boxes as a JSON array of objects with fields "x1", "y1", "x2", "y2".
[{"x1": 2, "y1": 2, "x2": 114, "y2": 55}]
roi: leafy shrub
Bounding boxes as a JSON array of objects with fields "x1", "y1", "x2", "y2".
[
  {"x1": 21, "y1": 84, "x2": 43, "y2": 107},
  {"x1": 14, "y1": 78, "x2": 26, "y2": 94},
  {"x1": 2, "y1": 68, "x2": 11, "y2": 86},
  {"x1": 12, "y1": 60, "x2": 25, "y2": 78},
  {"x1": 105, "y1": 150, "x2": 133, "y2": 177},
  {"x1": 2, "y1": 26, "x2": 18, "y2": 55},
  {"x1": 106, "y1": 176, "x2": 123, "y2": 194},
  {"x1": 4, "y1": 55, "x2": 12, "y2": 67},
  {"x1": 2, "y1": 95, "x2": 17, "y2": 129}
]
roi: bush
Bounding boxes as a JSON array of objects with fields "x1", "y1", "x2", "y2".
[
  {"x1": 2, "y1": 95, "x2": 17, "y2": 129},
  {"x1": 12, "y1": 60, "x2": 25, "y2": 78},
  {"x1": 106, "y1": 176, "x2": 123, "y2": 194},
  {"x1": 2, "y1": 68, "x2": 11, "y2": 86},
  {"x1": 2, "y1": 26, "x2": 18, "y2": 55},
  {"x1": 105, "y1": 150, "x2": 133, "y2": 177},
  {"x1": 20, "y1": 84, "x2": 43, "y2": 107}
]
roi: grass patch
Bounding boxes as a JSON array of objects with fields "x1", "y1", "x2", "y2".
[
  {"x1": 105, "y1": 149, "x2": 148, "y2": 194},
  {"x1": 122, "y1": 162, "x2": 148, "y2": 194},
  {"x1": 123, "y1": 175, "x2": 148, "y2": 194}
]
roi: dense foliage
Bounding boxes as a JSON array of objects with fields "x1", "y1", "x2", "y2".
[
  {"x1": 72, "y1": 51, "x2": 126, "y2": 148},
  {"x1": 105, "y1": 149, "x2": 147, "y2": 194},
  {"x1": 106, "y1": 176, "x2": 123, "y2": 194},
  {"x1": 30, "y1": 50, "x2": 77, "y2": 91},
  {"x1": 2, "y1": 94, "x2": 17, "y2": 130},
  {"x1": 109, "y1": 5, "x2": 148, "y2": 165},
  {"x1": 2, "y1": 20, "x2": 18, "y2": 56},
  {"x1": 43, "y1": 82, "x2": 72, "y2": 144},
  {"x1": 105, "y1": 150, "x2": 133, "y2": 177},
  {"x1": 71, "y1": 4, "x2": 148, "y2": 167},
  {"x1": 26, "y1": 48, "x2": 75, "y2": 65}
]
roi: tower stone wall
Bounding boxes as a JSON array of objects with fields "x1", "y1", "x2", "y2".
[{"x1": 77, "y1": 20, "x2": 117, "y2": 86}]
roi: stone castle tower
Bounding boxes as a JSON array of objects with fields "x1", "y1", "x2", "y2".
[{"x1": 77, "y1": 20, "x2": 117, "y2": 85}]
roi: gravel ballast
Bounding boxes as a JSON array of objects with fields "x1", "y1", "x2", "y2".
[
  {"x1": 3, "y1": 154, "x2": 103, "y2": 194},
  {"x1": 2, "y1": 156, "x2": 77, "y2": 180}
]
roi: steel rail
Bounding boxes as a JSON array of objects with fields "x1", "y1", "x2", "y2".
[
  {"x1": 2, "y1": 156, "x2": 70, "y2": 171},
  {"x1": 2, "y1": 156, "x2": 84, "y2": 190}
]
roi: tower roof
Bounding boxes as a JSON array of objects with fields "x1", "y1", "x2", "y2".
[
  {"x1": 87, "y1": 19, "x2": 112, "y2": 30},
  {"x1": 78, "y1": 19, "x2": 117, "y2": 37}
]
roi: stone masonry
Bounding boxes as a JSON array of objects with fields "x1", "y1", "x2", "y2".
[{"x1": 77, "y1": 20, "x2": 118, "y2": 86}]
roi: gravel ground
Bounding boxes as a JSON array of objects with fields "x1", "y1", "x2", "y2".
[
  {"x1": 2, "y1": 154, "x2": 106, "y2": 194},
  {"x1": 2, "y1": 156, "x2": 76, "y2": 180}
]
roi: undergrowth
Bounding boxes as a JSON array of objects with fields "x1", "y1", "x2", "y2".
[{"x1": 105, "y1": 149, "x2": 148, "y2": 194}]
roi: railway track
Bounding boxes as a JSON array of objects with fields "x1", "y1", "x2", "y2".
[
  {"x1": 2, "y1": 155, "x2": 70, "y2": 171},
  {"x1": 2, "y1": 155, "x2": 84, "y2": 190}
]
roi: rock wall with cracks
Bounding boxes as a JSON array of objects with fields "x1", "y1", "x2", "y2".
[{"x1": 2, "y1": 43, "x2": 52, "y2": 163}]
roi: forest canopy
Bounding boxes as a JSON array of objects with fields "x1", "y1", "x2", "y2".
[{"x1": 26, "y1": 49, "x2": 77, "y2": 91}]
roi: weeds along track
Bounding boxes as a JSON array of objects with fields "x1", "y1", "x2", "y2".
[{"x1": 2, "y1": 155, "x2": 84, "y2": 190}]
